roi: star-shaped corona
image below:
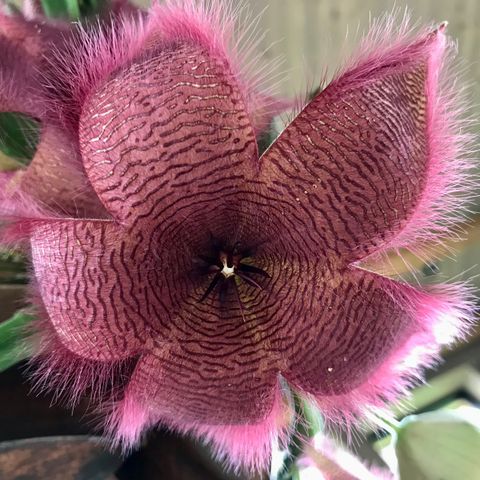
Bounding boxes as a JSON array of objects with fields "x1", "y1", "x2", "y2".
[{"x1": 0, "y1": 0, "x2": 476, "y2": 473}]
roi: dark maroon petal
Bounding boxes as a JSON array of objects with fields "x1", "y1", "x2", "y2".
[
  {"x1": 121, "y1": 344, "x2": 278, "y2": 425},
  {"x1": 0, "y1": 8, "x2": 70, "y2": 59},
  {"x1": 30, "y1": 220, "x2": 170, "y2": 360},
  {"x1": 258, "y1": 28, "x2": 457, "y2": 263},
  {"x1": 278, "y1": 266, "x2": 473, "y2": 404},
  {"x1": 281, "y1": 270, "x2": 474, "y2": 426},
  {"x1": 276, "y1": 267, "x2": 413, "y2": 396},
  {"x1": 105, "y1": 341, "x2": 291, "y2": 473},
  {"x1": 79, "y1": 43, "x2": 258, "y2": 229},
  {"x1": 17, "y1": 126, "x2": 107, "y2": 218},
  {"x1": 0, "y1": 36, "x2": 44, "y2": 117}
]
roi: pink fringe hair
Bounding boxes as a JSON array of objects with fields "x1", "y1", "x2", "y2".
[{"x1": 1, "y1": 4, "x2": 476, "y2": 474}]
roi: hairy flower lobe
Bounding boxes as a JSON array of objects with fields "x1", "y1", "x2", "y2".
[{"x1": 0, "y1": 1, "x2": 476, "y2": 474}]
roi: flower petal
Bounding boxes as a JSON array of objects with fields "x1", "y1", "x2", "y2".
[
  {"x1": 127, "y1": 343, "x2": 278, "y2": 423},
  {"x1": 0, "y1": 125, "x2": 108, "y2": 241},
  {"x1": 259, "y1": 23, "x2": 472, "y2": 263},
  {"x1": 79, "y1": 41, "x2": 258, "y2": 227},
  {"x1": 106, "y1": 344, "x2": 291, "y2": 472},
  {"x1": 274, "y1": 268, "x2": 410, "y2": 396},
  {"x1": 30, "y1": 220, "x2": 169, "y2": 360},
  {"x1": 0, "y1": 8, "x2": 69, "y2": 58},
  {"x1": 1, "y1": 33, "x2": 105, "y2": 219},
  {"x1": 0, "y1": 36, "x2": 44, "y2": 117},
  {"x1": 27, "y1": 307, "x2": 135, "y2": 407},
  {"x1": 47, "y1": 0, "x2": 280, "y2": 139},
  {"x1": 280, "y1": 267, "x2": 474, "y2": 423},
  {"x1": 18, "y1": 126, "x2": 107, "y2": 218},
  {"x1": 147, "y1": 0, "x2": 283, "y2": 138}
]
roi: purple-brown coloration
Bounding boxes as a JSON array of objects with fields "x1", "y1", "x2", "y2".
[{"x1": 0, "y1": 0, "x2": 477, "y2": 473}]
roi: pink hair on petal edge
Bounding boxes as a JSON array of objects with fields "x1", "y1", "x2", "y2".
[
  {"x1": 46, "y1": 1, "x2": 285, "y2": 134},
  {"x1": 343, "y1": 13, "x2": 477, "y2": 256},
  {"x1": 193, "y1": 389, "x2": 292, "y2": 473},
  {"x1": 311, "y1": 279, "x2": 476, "y2": 433},
  {"x1": 147, "y1": 0, "x2": 283, "y2": 134},
  {"x1": 389, "y1": 24, "x2": 476, "y2": 252},
  {"x1": 24, "y1": 286, "x2": 134, "y2": 408},
  {"x1": 0, "y1": 172, "x2": 61, "y2": 246},
  {"x1": 46, "y1": 0, "x2": 282, "y2": 135},
  {"x1": 44, "y1": 12, "x2": 148, "y2": 131},
  {"x1": 104, "y1": 384, "x2": 293, "y2": 473}
]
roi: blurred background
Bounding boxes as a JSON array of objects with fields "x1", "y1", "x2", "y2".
[{"x1": 1, "y1": 0, "x2": 480, "y2": 479}]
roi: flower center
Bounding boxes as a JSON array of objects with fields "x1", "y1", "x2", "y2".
[
  {"x1": 196, "y1": 240, "x2": 269, "y2": 304},
  {"x1": 220, "y1": 259, "x2": 235, "y2": 279}
]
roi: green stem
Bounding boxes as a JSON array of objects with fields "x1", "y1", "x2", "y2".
[
  {"x1": 276, "y1": 394, "x2": 322, "y2": 480},
  {"x1": 373, "y1": 413, "x2": 402, "y2": 436}
]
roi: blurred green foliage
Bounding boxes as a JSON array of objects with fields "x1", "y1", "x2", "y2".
[
  {"x1": 40, "y1": 0, "x2": 80, "y2": 18},
  {"x1": 0, "y1": 311, "x2": 33, "y2": 372},
  {"x1": 0, "y1": 113, "x2": 40, "y2": 164},
  {"x1": 40, "y1": 0, "x2": 101, "y2": 18},
  {"x1": 395, "y1": 409, "x2": 480, "y2": 480}
]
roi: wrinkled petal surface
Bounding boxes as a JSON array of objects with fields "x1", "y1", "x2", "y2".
[
  {"x1": 258, "y1": 28, "x2": 456, "y2": 262},
  {"x1": 122, "y1": 343, "x2": 278, "y2": 424},
  {"x1": 19, "y1": 126, "x2": 107, "y2": 217},
  {"x1": 278, "y1": 268, "x2": 413, "y2": 396},
  {"x1": 0, "y1": 8, "x2": 69, "y2": 58},
  {"x1": 1, "y1": 2, "x2": 474, "y2": 474},
  {"x1": 31, "y1": 220, "x2": 170, "y2": 360},
  {"x1": 79, "y1": 42, "x2": 258, "y2": 228},
  {"x1": 0, "y1": 35, "x2": 43, "y2": 116},
  {"x1": 109, "y1": 346, "x2": 290, "y2": 472}
]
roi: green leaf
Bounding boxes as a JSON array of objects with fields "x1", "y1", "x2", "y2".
[
  {"x1": 40, "y1": 0, "x2": 80, "y2": 19},
  {"x1": 395, "y1": 409, "x2": 480, "y2": 480},
  {"x1": 78, "y1": 0, "x2": 100, "y2": 16},
  {"x1": 0, "y1": 112, "x2": 40, "y2": 164},
  {"x1": 0, "y1": 311, "x2": 34, "y2": 372},
  {"x1": 302, "y1": 398, "x2": 323, "y2": 438}
]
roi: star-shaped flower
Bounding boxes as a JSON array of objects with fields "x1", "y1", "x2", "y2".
[{"x1": 0, "y1": 0, "x2": 476, "y2": 473}]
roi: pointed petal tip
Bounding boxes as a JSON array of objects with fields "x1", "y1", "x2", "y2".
[
  {"x1": 310, "y1": 280, "x2": 476, "y2": 431},
  {"x1": 107, "y1": 384, "x2": 292, "y2": 473},
  {"x1": 194, "y1": 388, "x2": 293, "y2": 473},
  {"x1": 438, "y1": 21, "x2": 448, "y2": 33},
  {"x1": 350, "y1": 12, "x2": 473, "y2": 255},
  {"x1": 147, "y1": 0, "x2": 282, "y2": 138},
  {"x1": 106, "y1": 392, "x2": 153, "y2": 453}
]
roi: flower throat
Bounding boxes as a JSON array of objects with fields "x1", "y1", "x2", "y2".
[{"x1": 196, "y1": 238, "x2": 270, "y2": 305}]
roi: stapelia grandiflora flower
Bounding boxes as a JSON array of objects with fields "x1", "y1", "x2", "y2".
[{"x1": 0, "y1": 0, "x2": 476, "y2": 473}]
